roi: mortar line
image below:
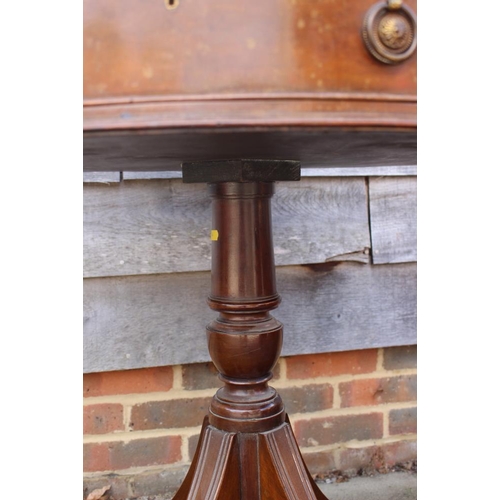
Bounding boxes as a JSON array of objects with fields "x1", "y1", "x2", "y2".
[
  {"x1": 382, "y1": 407, "x2": 390, "y2": 438},
  {"x1": 83, "y1": 433, "x2": 418, "y2": 480},
  {"x1": 287, "y1": 400, "x2": 417, "y2": 423},
  {"x1": 376, "y1": 348, "x2": 385, "y2": 371},
  {"x1": 83, "y1": 425, "x2": 202, "y2": 444},
  {"x1": 272, "y1": 368, "x2": 417, "y2": 389},
  {"x1": 123, "y1": 404, "x2": 132, "y2": 432},
  {"x1": 333, "y1": 448, "x2": 342, "y2": 470},
  {"x1": 82, "y1": 368, "x2": 417, "y2": 405},
  {"x1": 180, "y1": 434, "x2": 190, "y2": 463},
  {"x1": 84, "y1": 436, "x2": 418, "y2": 480},
  {"x1": 172, "y1": 364, "x2": 183, "y2": 390},
  {"x1": 83, "y1": 387, "x2": 218, "y2": 406},
  {"x1": 332, "y1": 381, "x2": 341, "y2": 410},
  {"x1": 83, "y1": 434, "x2": 417, "y2": 479},
  {"x1": 84, "y1": 463, "x2": 190, "y2": 479},
  {"x1": 300, "y1": 434, "x2": 417, "y2": 455},
  {"x1": 84, "y1": 401, "x2": 416, "y2": 443}
]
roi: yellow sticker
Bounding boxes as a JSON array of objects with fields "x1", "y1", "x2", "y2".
[{"x1": 211, "y1": 230, "x2": 219, "y2": 241}]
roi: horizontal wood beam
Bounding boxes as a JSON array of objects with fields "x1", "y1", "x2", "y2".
[
  {"x1": 84, "y1": 97, "x2": 416, "y2": 132},
  {"x1": 83, "y1": 127, "x2": 416, "y2": 172},
  {"x1": 83, "y1": 262, "x2": 417, "y2": 373},
  {"x1": 83, "y1": 177, "x2": 371, "y2": 278}
]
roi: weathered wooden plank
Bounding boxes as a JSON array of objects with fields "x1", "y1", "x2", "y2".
[
  {"x1": 83, "y1": 262, "x2": 416, "y2": 373},
  {"x1": 301, "y1": 165, "x2": 417, "y2": 177},
  {"x1": 369, "y1": 176, "x2": 417, "y2": 264},
  {"x1": 83, "y1": 177, "x2": 370, "y2": 278},
  {"x1": 123, "y1": 171, "x2": 182, "y2": 180},
  {"x1": 83, "y1": 179, "x2": 212, "y2": 278},
  {"x1": 83, "y1": 171, "x2": 120, "y2": 183},
  {"x1": 122, "y1": 165, "x2": 417, "y2": 181}
]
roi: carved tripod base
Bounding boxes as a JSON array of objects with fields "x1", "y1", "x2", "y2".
[
  {"x1": 174, "y1": 161, "x2": 325, "y2": 499},
  {"x1": 174, "y1": 417, "x2": 327, "y2": 500}
]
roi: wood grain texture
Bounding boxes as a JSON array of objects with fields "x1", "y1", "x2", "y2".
[
  {"x1": 84, "y1": 0, "x2": 416, "y2": 101},
  {"x1": 83, "y1": 0, "x2": 416, "y2": 135},
  {"x1": 83, "y1": 262, "x2": 416, "y2": 373},
  {"x1": 84, "y1": 98, "x2": 416, "y2": 131},
  {"x1": 83, "y1": 171, "x2": 120, "y2": 183},
  {"x1": 369, "y1": 176, "x2": 417, "y2": 264},
  {"x1": 83, "y1": 177, "x2": 371, "y2": 278}
]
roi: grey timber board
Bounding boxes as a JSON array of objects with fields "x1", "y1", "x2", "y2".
[
  {"x1": 123, "y1": 171, "x2": 182, "y2": 180},
  {"x1": 122, "y1": 165, "x2": 417, "y2": 180},
  {"x1": 83, "y1": 177, "x2": 371, "y2": 278},
  {"x1": 83, "y1": 262, "x2": 417, "y2": 373},
  {"x1": 369, "y1": 176, "x2": 417, "y2": 264},
  {"x1": 83, "y1": 179, "x2": 212, "y2": 278},
  {"x1": 83, "y1": 171, "x2": 120, "y2": 183},
  {"x1": 302, "y1": 165, "x2": 417, "y2": 177}
]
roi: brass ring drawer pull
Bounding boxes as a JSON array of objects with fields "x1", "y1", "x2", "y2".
[{"x1": 362, "y1": 0, "x2": 417, "y2": 64}]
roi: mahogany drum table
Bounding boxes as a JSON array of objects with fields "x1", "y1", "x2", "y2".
[{"x1": 84, "y1": 0, "x2": 416, "y2": 497}]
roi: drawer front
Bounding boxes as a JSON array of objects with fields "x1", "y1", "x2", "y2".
[{"x1": 84, "y1": 0, "x2": 416, "y2": 102}]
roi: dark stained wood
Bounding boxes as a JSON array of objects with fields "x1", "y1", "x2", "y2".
[
  {"x1": 83, "y1": 126, "x2": 416, "y2": 172},
  {"x1": 177, "y1": 418, "x2": 327, "y2": 499},
  {"x1": 84, "y1": 97, "x2": 416, "y2": 131},
  {"x1": 83, "y1": 0, "x2": 416, "y2": 160},
  {"x1": 83, "y1": 0, "x2": 418, "y2": 492},
  {"x1": 182, "y1": 159, "x2": 301, "y2": 183},
  {"x1": 204, "y1": 182, "x2": 284, "y2": 433},
  {"x1": 238, "y1": 433, "x2": 260, "y2": 498},
  {"x1": 260, "y1": 419, "x2": 328, "y2": 498},
  {"x1": 82, "y1": 0, "x2": 417, "y2": 171},
  {"x1": 84, "y1": 0, "x2": 416, "y2": 101},
  {"x1": 173, "y1": 174, "x2": 326, "y2": 499},
  {"x1": 173, "y1": 418, "x2": 240, "y2": 499}
]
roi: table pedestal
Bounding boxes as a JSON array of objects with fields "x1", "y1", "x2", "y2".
[{"x1": 173, "y1": 161, "x2": 327, "y2": 499}]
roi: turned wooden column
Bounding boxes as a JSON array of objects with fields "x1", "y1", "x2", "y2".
[
  {"x1": 207, "y1": 180, "x2": 285, "y2": 435},
  {"x1": 174, "y1": 160, "x2": 327, "y2": 500}
]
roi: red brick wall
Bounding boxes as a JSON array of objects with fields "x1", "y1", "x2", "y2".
[{"x1": 83, "y1": 346, "x2": 416, "y2": 493}]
